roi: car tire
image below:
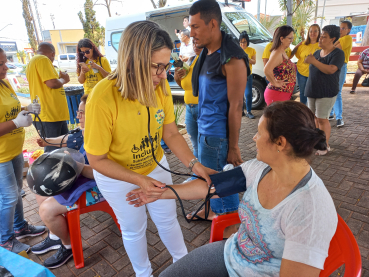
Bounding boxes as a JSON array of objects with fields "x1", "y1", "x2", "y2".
[{"x1": 251, "y1": 78, "x2": 266, "y2": 110}]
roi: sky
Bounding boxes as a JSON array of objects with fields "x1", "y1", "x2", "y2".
[{"x1": 0, "y1": 0, "x2": 282, "y2": 43}]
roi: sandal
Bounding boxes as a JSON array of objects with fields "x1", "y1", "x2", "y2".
[
  {"x1": 315, "y1": 146, "x2": 331, "y2": 156},
  {"x1": 186, "y1": 211, "x2": 212, "y2": 222},
  {"x1": 350, "y1": 90, "x2": 355, "y2": 94}
]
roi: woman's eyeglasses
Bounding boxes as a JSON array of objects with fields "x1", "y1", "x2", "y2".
[
  {"x1": 151, "y1": 62, "x2": 172, "y2": 75},
  {"x1": 80, "y1": 49, "x2": 91, "y2": 55},
  {"x1": 76, "y1": 110, "x2": 85, "y2": 117}
]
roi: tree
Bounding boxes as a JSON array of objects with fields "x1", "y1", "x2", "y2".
[
  {"x1": 362, "y1": 18, "x2": 369, "y2": 46},
  {"x1": 16, "y1": 50, "x2": 26, "y2": 64},
  {"x1": 78, "y1": 0, "x2": 105, "y2": 46},
  {"x1": 21, "y1": 0, "x2": 38, "y2": 53},
  {"x1": 150, "y1": 0, "x2": 167, "y2": 9},
  {"x1": 93, "y1": 0, "x2": 123, "y2": 17},
  {"x1": 259, "y1": 15, "x2": 280, "y2": 33}
]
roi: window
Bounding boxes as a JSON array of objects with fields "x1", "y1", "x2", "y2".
[
  {"x1": 59, "y1": 55, "x2": 68, "y2": 60},
  {"x1": 111, "y1": 31, "x2": 123, "y2": 52},
  {"x1": 68, "y1": 55, "x2": 76, "y2": 60},
  {"x1": 220, "y1": 21, "x2": 236, "y2": 40},
  {"x1": 224, "y1": 12, "x2": 272, "y2": 44},
  {"x1": 66, "y1": 46, "x2": 77, "y2": 53}
]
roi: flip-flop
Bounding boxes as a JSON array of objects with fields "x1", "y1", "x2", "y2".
[
  {"x1": 186, "y1": 211, "x2": 212, "y2": 222},
  {"x1": 350, "y1": 90, "x2": 355, "y2": 94},
  {"x1": 315, "y1": 146, "x2": 331, "y2": 156}
]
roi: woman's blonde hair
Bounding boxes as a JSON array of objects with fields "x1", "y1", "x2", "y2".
[{"x1": 108, "y1": 21, "x2": 173, "y2": 107}]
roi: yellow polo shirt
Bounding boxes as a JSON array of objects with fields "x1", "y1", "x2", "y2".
[
  {"x1": 181, "y1": 56, "x2": 198, "y2": 105},
  {"x1": 84, "y1": 79, "x2": 175, "y2": 176},
  {"x1": 262, "y1": 42, "x2": 291, "y2": 59},
  {"x1": 0, "y1": 80, "x2": 25, "y2": 163},
  {"x1": 339, "y1": 35, "x2": 353, "y2": 64},
  {"x1": 26, "y1": 55, "x2": 69, "y2": 122},
  {"x1": 78, "y1": 57, "x2": 111, "y2": 95},
  {"x1": 295, "y1": 43, "x2": 321, "y2": 77},
  {"x1": 243, "y1": 47, "x2": 256, "y2": 74}
]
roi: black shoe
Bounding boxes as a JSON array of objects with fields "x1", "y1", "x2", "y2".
[
  {"x1": 163, "y1": 148, "x2": 172, "y2": 154},
  {"x1": 0, "y1": 236, "x2": 30, "y2": 254},
  {"x1": 337, "y1": 119, "x2": 344, "y2": 128},
  {"x1": 31, "y1": 232, "x2": 62, "y2": 254},
  {"x1": 21, "y1": 189, "x2": 26, "y2": 197},
  {"x1": 43, "y1": 244, "x2": 73, "y2": 268},
  {"x1": 328, "y1": 115, "x2": 334, "y2": 121},
  {"x1": 14, "y1": 222, "x2": 46, "y2": 239},
  {"x1": 242, "y1": 111, "x2": 246, "y2": 116},
  {"x1": 246, "y1": 112, "x2": 255, "y2": 119}
]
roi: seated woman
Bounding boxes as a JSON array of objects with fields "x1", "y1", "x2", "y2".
[
  {"x1": 351, "y1": 47, "x2": 369, "y2": 94},
  {"x1": 127, "y1": 101, "x2": 338, "y2": 277},
  {"x1": 31, "y1": 94, "x2": 101, "y2": 269}
]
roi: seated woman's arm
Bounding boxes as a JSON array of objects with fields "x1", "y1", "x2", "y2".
[
  {"x1": 280, "y1": 259, "x2": 320, "y2": 277},
  {"x1": 81, "y1": 165, "x2": 94, "y2": 179},
  {"x1": 36, "y1": 135, "x2": 69, "y2": 147},
  {"x1": 358, "y1": 59, "x2": 369, "y2": 73}
]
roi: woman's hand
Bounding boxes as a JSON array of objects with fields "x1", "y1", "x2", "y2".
[
  {"x1": 136, "y1": 175, "x2": 168, "y2": 198},
  {"x1": 174, "y1": 67, "x2": 186, "y2": 80},
  {"x1": 126, "y1": 188, "x2": 159, "y2": 207},
  {"x1": 36, "y1": 138, "x2": 47, "y2": 147},
  {"x1": 304, "y1": 54, "x2": 316, "y2": 64},
  {"x1": 191, "y1": 163, "x2": 218, "y2": 186},
  {"x1": 272, "y1": 79, "x2": 288, "y2": 88},
  {"x1": 89, "y1": 61, "x2": 101, "y2": 70}
]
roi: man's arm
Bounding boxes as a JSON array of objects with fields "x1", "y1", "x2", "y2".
[
  {"x1": 45, "y1": 71, "x2": 70, "y2": 89},
  {"x1": 223, "y1": 58, "x2": 246, "y2": 166}
]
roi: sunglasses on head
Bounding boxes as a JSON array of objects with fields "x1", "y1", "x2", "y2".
[{"x1": 80, "y1": 49, "x2": 91, "y2": 55}]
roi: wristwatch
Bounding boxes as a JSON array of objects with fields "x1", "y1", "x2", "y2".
[{"x1": 188, "y1": 158, "x2": 199, "y2": 172}]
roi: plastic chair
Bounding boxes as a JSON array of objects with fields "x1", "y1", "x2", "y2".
[
  {"x1": 65, "y1": 87, "x2": 84, "y2": 125},
  {"x1": 65, "y1": 191, "x2": 120, "y2": 269},
  {"x1": 210, "y1": 213, "x2": 362, "y2": 277}
]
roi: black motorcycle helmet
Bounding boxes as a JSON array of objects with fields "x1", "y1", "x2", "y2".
[{"x1": 27, "y1": 148, "x2": 85, "y2": 196}]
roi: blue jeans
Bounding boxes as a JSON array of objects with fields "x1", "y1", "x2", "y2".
[
  {"x1": 160, "y1": 139, "x2": 169, "y2": 150},
  {"x1": 0, "y1": 154, "x2": 27, "y2": 243},
  {"x1": 245, "y1": 74, "x2": 253, "y2": 113},
  {"x1": 330, "y1": 63, "x2": 347, "y2": 120},
  {"x1": 198, "y1": 134, "x2": 239, "y2": 214},
  {"x1": 296, "y1": 71, "x2": 308, "y2": 105},
  {"x1": 185, "y1": 104, "x2": 199, "y2": 158}
]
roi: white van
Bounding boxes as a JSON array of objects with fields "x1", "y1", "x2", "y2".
[
  {"x1": 53, "y1": 54, "x2": 77, "y2": 72},
  {"x1": 105, "y1": 2, "x2": 274, "y2": 109}
]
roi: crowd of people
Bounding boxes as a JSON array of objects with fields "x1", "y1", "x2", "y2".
[{"x1": 0, "y1": 0, "x2": 365, "y2": 276}]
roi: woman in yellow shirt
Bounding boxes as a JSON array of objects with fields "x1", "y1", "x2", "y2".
[
  {"x1": 239, "y1": 31, "x2": 256, "y2": 119},
  {"x1": 84, "y1": 21, "x2": 214, "y2": 277},
  {"x1": 290, "y1": 24, "x2": 321, "y2": 105},
  {"x1": 0, "y1": 48, "x2": 46, "y2": 254},
  {"x1": 329, "y1": 21, "x2": 352, "y2": 128},
  {"x1": 76, "y1": 39, "x2": 111, "y2": 95}
]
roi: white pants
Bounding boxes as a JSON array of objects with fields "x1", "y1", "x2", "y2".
[{"x1": 93, "y1": 156, "x2": 188, "y2": 277}]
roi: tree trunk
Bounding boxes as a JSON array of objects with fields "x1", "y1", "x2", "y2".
[
  {"x1": 150, "y1": 0, "x2": 157, "y2": 9},
  {"x1": 362, "y1": 18, "x2": 369, "y2": 46},
  {"x1": 104, "y1": 0, "x2": 111, "y2": 17}
]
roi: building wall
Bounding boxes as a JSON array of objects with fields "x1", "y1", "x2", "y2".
[{"x1": 44, "y1": 29, "x2": 105, "y2": 60}]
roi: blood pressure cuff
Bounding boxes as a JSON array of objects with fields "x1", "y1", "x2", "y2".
[{"x1": 209, "y1": 167, "x2": 246, "y2": 198}]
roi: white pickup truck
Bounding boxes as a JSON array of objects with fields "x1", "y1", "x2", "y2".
[
  {"x1": 105, "y1": 2, "x2": 296, "y2": 109},
  {"x1": 53, "y1": 53, "x2": 77, "y2": 72}
]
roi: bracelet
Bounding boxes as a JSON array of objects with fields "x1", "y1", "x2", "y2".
[{"x1": 188, "y1": 158, "x2": 199, "y2": 172}]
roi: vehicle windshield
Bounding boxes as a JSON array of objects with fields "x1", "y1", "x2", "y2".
[{"x1": 224, "y1": 12, "x2": 272, "y2": 43}]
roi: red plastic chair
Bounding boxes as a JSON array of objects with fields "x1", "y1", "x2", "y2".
[
  {"x1": 65, "y1": 191, "x2": 120, "y2": 269},
  {"x1": 210, "y1": 213, "x2": 362, "y2": 277}
]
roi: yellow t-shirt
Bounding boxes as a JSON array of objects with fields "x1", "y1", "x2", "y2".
[
  {"x1": 295, "y1": 42, "x2": 321, "y2": 77},
  {"x1": 262, "y1": 42, "x2": 291, "y2": 59},
  {"x1": 243, "y1": 47, "x2": 256, "y2": 74},
  {"x1": 181, "y1": 56, "x2": 198, "y2": 105},
  {"x1": 0, "y1": 80, "x2": 25, "y2": 163},
  {"x1": 26, "y1": 55, "x2": 69, "y2": 122},
  {"x1": 79, "y1": 57, "x2": 111, "y2": 95},
  {"x1": 84, "y1": 79, "x2": 175, "y2": 176},
  {"x1": 339, "y1": 35, "x2": 353, "y2": 64}
]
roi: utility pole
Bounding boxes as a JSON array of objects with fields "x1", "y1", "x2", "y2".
[
  {"x1": 28, "y1": 0, "x2": 40, "y2": 45},
  {"x1": 257, "y1": 0, "x2": 261, "y2": 21},
  {"x1": 265, "y1": 0, "x2": 267, "y2": 18},
  {"x1": 32, "y1": 0, "x2": 44, "y2": 41},
  {"x1": 50, "y1": 14, "x2": 55, "y2": 29},
  {"x1": 286, "y1": 0, "x2": 293, "y2": 27},
  {"x1": 314, "y1": 0, "x2": 319, "y2": 23},
  {"x1": 320, "y1": 0, "x2": 326, "y2": 28}
]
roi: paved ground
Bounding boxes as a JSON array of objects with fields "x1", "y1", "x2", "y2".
[{"x1": 19, "y1": 87, "x2": 369, "y2": 277}]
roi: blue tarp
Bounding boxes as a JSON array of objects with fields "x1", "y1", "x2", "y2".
[{"x1": 0, "y1": 247, "x2": 55, "y2": 277}]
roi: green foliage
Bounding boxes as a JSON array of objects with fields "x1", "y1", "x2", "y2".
[
  {"x1": 259, "y1": 16, "x2": 280, "y2": 33},
  {"x1": 21, "y1": 65, "x2": 27, "y2": 74},
  {"x1": 21, "y1": 0, "x2": 38, "y2": 53},
  {"x1": 17, "y1": 87, "x2": 30, "y2": 94},
  {"x1": 278, "y1": 0, "x2": 316, "y2": 44},
  {"x1": 78, "y1": 0, "x2": 105, "y2": 46},
  {"x1": 16, "y1": 50, "x2": 27, "y2": 64},
  {"x1": 174, "y1": 102, "x2": 185, "y2": 126}
]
